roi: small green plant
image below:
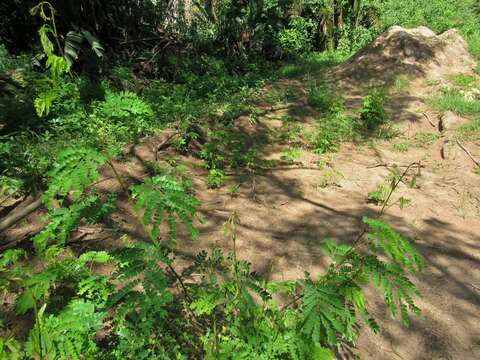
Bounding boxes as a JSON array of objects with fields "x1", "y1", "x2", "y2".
[
  {"x1": 392, "y1": 141, "x2": 412, "y2": 152},
  {"x1": 392, "y1": 132, "x2": 439, "y2": 152},
  {"x1": 307, "y1": 111, "x2": 355, "y2": 154},
  {"x1": 432, "y1": 89, "x2": 480, "y2": 116},
  {"x1": 392, "y1": 75, "x2": 412, "y2": 93},
  {"x1": 308, "y1": 84, "x2": 343, "y2": 113},
  {"x1": 448, "y1": 73, "x2": 477, "y2": 89},
  {"x1": 413, "y1": 132, "x2": 439, "y2": 145},
  {"x1": 367, "y1": 165, "x2": 420, "y2": 209},
  {"x1": 281, "y1": 148, "x2": 303, "y2": 162},
  {"x1": 227, "y1": 184, "x2": 240, "y2": 197},
  {"x1": 360, "y1": 88, "x2": 389, "y2": 130},
  {"x1": 277, "y1": 119, "x2": 303, "y2": 144},
  {"x1": 457, "y1": 118, "x2": 480, "y2": 140},
  {"x1": 207, "y1": 169, "x2": 226, "y2": 188},
  {"x1": 367, "y1": 182, "x2": 391, "y2": 205}
]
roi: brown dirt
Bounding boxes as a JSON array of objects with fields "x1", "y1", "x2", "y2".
[{"x1": 2, "y1": 26, "x2": 480, "y2": 358}]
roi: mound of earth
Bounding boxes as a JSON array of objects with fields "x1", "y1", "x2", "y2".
[{"x1": 329, "y1": 26, "x2": 476, "y2": 89}]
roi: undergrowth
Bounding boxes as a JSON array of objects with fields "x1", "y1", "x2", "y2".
[{"x1": 0, "y1": 145, "x2": 425, "y2": 359}]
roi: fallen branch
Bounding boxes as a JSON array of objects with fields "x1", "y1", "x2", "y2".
[
  {"x1": 367, "y1": 162, "x2": 424, "y2": 169},
  {"x1": 456, "y1": 140, "x2": 480, "y2": 168},
  {"x1": 0, "y1": 227, "x2": 43, "y2": 251},
  {"x1": 422, "y1": 112, "x2": 437, "y2": 129},
  {"x1": 155, "y1": 131, "x2": 180, "y2": 161},
  {"x1": 0, "y1": 196, "x2": 43, "y2": 233}
]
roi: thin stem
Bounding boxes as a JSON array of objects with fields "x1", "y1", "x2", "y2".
[{"x1": 33, "y1": 300, "x2": 43, "y2": 359}]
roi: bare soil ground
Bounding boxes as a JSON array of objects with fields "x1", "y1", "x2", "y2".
[{"x1": 2, "y1": 26, "x2": 480, "y2": 359}]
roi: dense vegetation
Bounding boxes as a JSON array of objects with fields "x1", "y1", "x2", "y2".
[{"x1": 0, "y1": 1, "x2": 478, "y2": 358}]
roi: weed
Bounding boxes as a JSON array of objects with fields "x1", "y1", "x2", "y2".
[
  {"x1": 307, "y1": 112, "x2": 355, "y2": 154},
  {"x1": 426, "y1": 79, "x2": 441, "y2": 87},
  {"x1": 226, "y1": 184, "x2": 241, "y2": 197},
  {"x1": 360, "y1": 88, "x2": 389, "y2": 131},
  {"x1": 432, "y1": 89, "x2": 480, "y2": 116},
  {"x1": 207, "y1": 169, "x2": 226, "y2": 188},
  {"x1": 392, "y1": 75, "x2": 412, "y2": 93},
  {"x1": 448, "y1": 73, "x2": 477, "y2": 89},
  {"x1": 308, "y1": 84, "x2": 343, "y2": 113},
  {"x1": 277, "y1": 119, "x2": 303, "y2": 144},
  {"x1": 392, "y1": 132, "x2": 439, "y2": 152},
  {"x1": 392, "y1": 141, "x2": 412, "y2": 152},
  {"x1": 281, "y1": 148, "x2": 303, "y2": 162},
  {"x1": 457, "y1": 118, "x2": 480, "y2": 140},
  {"x1": 414, "y1": 132, "x2": 439, "y2": 145},
  {"x1": 368, "y1": 183, "x2": 391, "y2": 205}
]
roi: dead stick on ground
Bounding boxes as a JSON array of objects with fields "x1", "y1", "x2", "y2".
[
  {"x1": 456, "y1": 140, "x2": 480, "y2": 168},
  {"x1": 0, "y1": 196, "x2": 43, "y2": 233},
  {"x1": 422, "y1": 112, "x2": 437, "y2": 128}
]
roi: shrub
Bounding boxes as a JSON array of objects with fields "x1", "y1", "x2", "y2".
[
  {"x1": 207, "y1": 168, "x2": 226, "y2": 188},
  {"x1": 278, "y1": 17, "x2": 314, "y2": 55},
  {"x1": 360, "y1": 88, "x2": 388, "y2": 130},
  {"x1": 308, "y1": 84, "x2": 343, "y2": 113},
  {"x1": 308, "y1": 112, "x2": 355, "y2": 154}
]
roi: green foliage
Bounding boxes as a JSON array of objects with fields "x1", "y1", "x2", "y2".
[
  {"x1": 207, "y1": 169, "x2": 226, "y2": 189},
  {"x1": 131, "y1": 175, "x2": 200, "y2": 243},
  {"x1": 432, "y1": 89, "x2": 480, "y2": 116},
  {"x1": 367, "y1": 182, "x2": 391, "y2": 205},
  {"x1": 308, "y1": 111, "x2": 356, "y2": 154},
  {"x1": 1, "y1": 159, "x2": 424, "y2": 358},
  {"x1": 278, "y1": 17, "x2": 314, "y2": 55},
  {"x1": 88, "y1": 90, "x2": 155, "y2": 148},
  {"x1": 30, "y1": 2, "x2": 72, "y2": 117},
  {"x1": 360, "y1": 88, "x2": 388, "y2": 130},
  {"x1": 26, "y1": 300, "x2": 105, "y2": 359},
  {"x1": 308, "y1": 84, "x2": 342, "y2": 113},
  {"x1": 0, "y1": 337, "x2": 23, "y2": 360},
  {"x1": 106, "y1": 242, "x2": 182, "y2": 359},
  {"x1": 64, "y1": 29, "x2": 104, "y2": 66},
  {"x1": 306, "y1": 84, "x2": 359, "y2": 153},
  {"x1": 457, "y1": 117, "x2": 480, "y2": 140},
  {"x1": 33, "y1": 194, "x2": 116, "y2": 253},
  {"x1": 281, "y1": 148, "x2": 303, "y2": 163},
  {"x1": 43, "y1": 146, "x2": 106, "y2": 208},
  {"x1": 449, "y1": 73, "x2": 478, "y2": 89}
]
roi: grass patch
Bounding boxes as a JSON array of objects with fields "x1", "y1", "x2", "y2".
[
  {"x1": 391, "y1": 75, "x2": 413, "y2": 93},
  {"x1": 414, "y1": 132, "x2": 439, "y2": 145},
  {"x1": 392, "y1": 141, "x2": 411, "y2": 152},
  {"x1": 278, "y1": 51, "x2": 346, "y2": 78},
  {"x1": 392, "y1": 132, "x2": 439, "y2": 152},
  {"x1": 280, "y1": 148, "x2": 303, "y2": 162},
  {"x1": 448, "y1": 73, "x2": 478, "y2": 89},
  {"x1": 432, "y1": 90, "x2": 480, "y2": 116},
  {"x1": 307, "y1": 84, "x2": 342, "y2": 113},
  {"x1": 457, "y1": 118, "x2": 480, "y2": 140}
]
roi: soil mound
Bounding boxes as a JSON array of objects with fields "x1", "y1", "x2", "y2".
[{"x1": 329, "y1": 26, "x2": 476, "y2": 88}]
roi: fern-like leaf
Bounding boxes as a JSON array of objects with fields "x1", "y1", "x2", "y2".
[
  {"x1": 43, "y1": 146, "x2": 106, "y2": 208},
  {"x1": 363, "y1": 217, "x2": 424, "y2": 273},
  {"x1": 131, "y1": 175, "x2": 200, "y2": 244}
]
